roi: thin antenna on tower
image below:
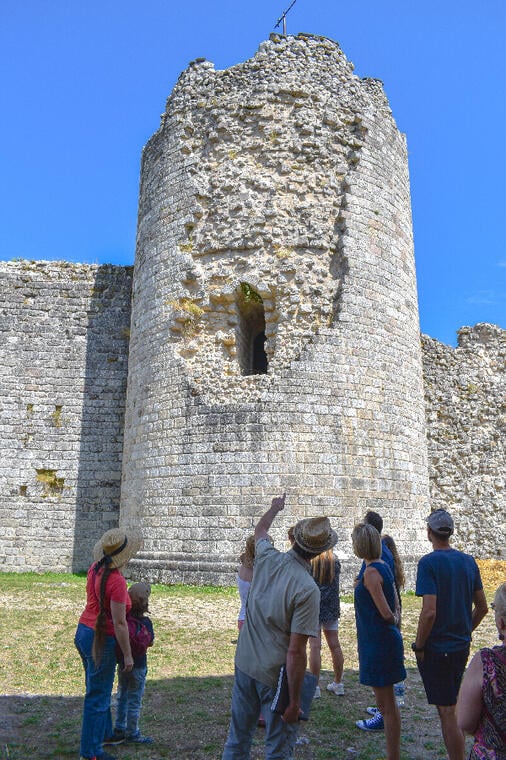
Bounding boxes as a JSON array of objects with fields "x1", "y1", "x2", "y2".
[{"x1": 274, "y1": 0, "x2": 297, "y2": 36}]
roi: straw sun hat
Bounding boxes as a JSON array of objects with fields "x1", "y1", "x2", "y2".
[
  {"x1": 293, "y1": 516, "x2": 337, "y2": 555},
  {"x1": 93, "y1": 527, "x2": 142, "y2": 569}
]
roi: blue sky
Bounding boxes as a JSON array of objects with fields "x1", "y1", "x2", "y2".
[{"x1": 1, "y1": 1, "x2": 504, "y2": 346}]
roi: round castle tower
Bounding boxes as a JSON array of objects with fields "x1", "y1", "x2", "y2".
[{"x1": 121, "y1": 33, "x2": 429, "y2": 588}]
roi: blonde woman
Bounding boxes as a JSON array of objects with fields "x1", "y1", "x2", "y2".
[
  {"x1": 352, "y1": 523, "x2": 405, "y2": 760},
  {"x1": 309, "y1": 549, "x2": 345, "y2": 697}
]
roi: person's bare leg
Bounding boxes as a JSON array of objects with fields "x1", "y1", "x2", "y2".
[
  {"x1": 436, "y1": 704, "x2": 465, "y2": 760},
  {"x1": 374, "y1": 685, "x2": 400, "y2": 760},
  {"x1": 323, "y1": 628, "x2": 344, "y2": 683}
]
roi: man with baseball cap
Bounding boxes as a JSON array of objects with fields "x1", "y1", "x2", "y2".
[
  {"x1": 222, "y1": 493, "x2": 338, "y2": 760},
  {"x1": 413, "y1": 508, "x2": 488, "y2": 760}
]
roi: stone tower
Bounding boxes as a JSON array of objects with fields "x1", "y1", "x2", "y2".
[{"x1": 121, "y1": 33, "x2": 429, "y2": 588}]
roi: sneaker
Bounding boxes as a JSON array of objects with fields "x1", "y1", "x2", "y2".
[
  {"x1": 326, "y1": 681, "x2": 345, "y2": 696},
  {"x1": 356, "y1": 713, "x2": 385, "y2": 731},
  {"x1": 126, "y1": 733, "x2": 154, "y2": 744},
  {"x1": 314, "y1": 685, "x2": 321, "y2": 698},
  {"x1": 97, "y1": 752, "x2": 117, "y2": 760},
  {"x1": 103, "y1": 729, "x2": 125, "y2": 745},
  {"x1": 366, "y1": 706, "x2": 379, "y2": 716}
]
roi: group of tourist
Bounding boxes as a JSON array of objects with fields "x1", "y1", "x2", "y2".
[
  {"x1": 73, "y1": 498, "x2": 505, "y2": 760},
  {"x1": 223, "y1": 496, "x2": 503, "y2": 760}
]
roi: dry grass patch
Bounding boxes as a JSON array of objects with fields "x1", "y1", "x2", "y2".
[{"x1": 0, "y1": 562, "x2": 503, "y2": 760}]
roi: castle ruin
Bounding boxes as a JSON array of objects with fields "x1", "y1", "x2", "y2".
[{"x1": 0, "y1": 35, "x2": 503, "y2": 587}]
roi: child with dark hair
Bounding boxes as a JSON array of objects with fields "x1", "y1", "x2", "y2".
[{"x1": 106, "y1": 582, "x2": 154, "y2": 746}]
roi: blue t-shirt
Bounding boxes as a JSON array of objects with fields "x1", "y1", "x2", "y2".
[{"x1": 415, "y1": 548, "x2": 483, "y2": 653}]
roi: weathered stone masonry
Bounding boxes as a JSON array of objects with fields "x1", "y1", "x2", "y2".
[
  {"x1": 0, "y1": 261, "x2": 132, "y2": 571},
  {"x1": 121, "y1": 32, "x2": 429, "y2": 588},
  {"x1": 422, "y1": 324, "x2": 505, "y2": 559},
  {"x1": 0, "y1": 34, "x2": 503, "y2": 584}
]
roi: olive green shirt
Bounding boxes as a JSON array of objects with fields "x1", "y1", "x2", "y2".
[{"x1": 235, "y1": 539, "x2": 320, "y2": 688}]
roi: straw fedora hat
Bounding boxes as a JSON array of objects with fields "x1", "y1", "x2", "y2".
[
  {"x1": 293, "y1": 516, "x2": 337, "y2": 555},
  {"x1": 93, "y1": 528, "x2": 142, "y2": 569}
]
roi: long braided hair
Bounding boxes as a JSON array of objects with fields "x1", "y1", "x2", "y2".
[{"x1": 91, "y1": 554, "x2": 115, "y2": 666}]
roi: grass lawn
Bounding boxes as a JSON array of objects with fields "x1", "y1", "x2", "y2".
[{"x1": 0, "y1": 562, "x2": 503, "y2": 760}]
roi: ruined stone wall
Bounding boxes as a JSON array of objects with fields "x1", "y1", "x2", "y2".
[
  {"x1": 422, "y1": 324, "x2": 505, "y2": 559},
  {"x1": 122, "y1": 33, "x2": 429, "y2": 589},
  {"x1": 0, "y1": 37, "x2": 502, "y2": 583},
  {"x1": 0, "y1": 261, "x2": 132, "y2": 572}
]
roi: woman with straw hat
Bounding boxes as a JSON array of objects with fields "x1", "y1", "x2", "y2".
[{"x1": 74, "y1": 528, "x2": 141, "y2": 760}]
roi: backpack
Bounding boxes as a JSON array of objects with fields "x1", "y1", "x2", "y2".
[{"x1": 116, "y1": 614, "x2": 152, "y2": 661}]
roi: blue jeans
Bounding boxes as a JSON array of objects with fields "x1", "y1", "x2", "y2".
[
  {"x1": 222, "y1": 666, "x2": 299, "y2": 760},
  {"x1": 74, "y1": 622, "x2": 117, "y2": 759},
  {"x1": 115, "y1": 664, "x2": 147, "y2": 738}
]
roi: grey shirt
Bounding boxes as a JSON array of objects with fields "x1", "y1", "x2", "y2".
[{"x1": 235, "y1": 538, "x2": 320, "y2": 688}]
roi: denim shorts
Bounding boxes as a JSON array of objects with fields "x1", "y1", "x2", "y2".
[{"x1": 417, "y1": 645, "x2": 469, "y2": 706}]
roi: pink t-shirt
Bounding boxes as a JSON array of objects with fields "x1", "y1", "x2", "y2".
[{"x1": 79, "y1": 564, "x2": 131, "y2": 636}]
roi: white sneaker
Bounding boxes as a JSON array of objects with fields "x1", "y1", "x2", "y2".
[
  {"x1": 326, "y1": 681, "x2": 345, "y2": 695},
  {"x1": 314, "y1": 685, "x2": 321, "y2": 698}
]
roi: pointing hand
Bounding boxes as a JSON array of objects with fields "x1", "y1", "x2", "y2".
[{"x1": 271, "y1": 492, "x2": 286, "y2": 511}]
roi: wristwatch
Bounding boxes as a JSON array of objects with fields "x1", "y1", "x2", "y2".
[{"x1": 411, "y1": 642, "x2": 424, "y2": 653}]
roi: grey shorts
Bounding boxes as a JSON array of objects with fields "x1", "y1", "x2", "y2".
[{"x1": 321, "y1": 619, "x2": 339, "y2": 632}]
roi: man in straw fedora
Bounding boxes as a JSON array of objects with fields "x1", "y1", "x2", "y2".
[{"x1": 222, "y1": 493, "x2": 338, "y2": 760}]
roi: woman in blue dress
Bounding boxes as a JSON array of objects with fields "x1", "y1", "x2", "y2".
[{"x1": 352, "y1": 523, "x2": 406, "y2": 760}]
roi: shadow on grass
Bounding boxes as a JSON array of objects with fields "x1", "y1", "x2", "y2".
[{"x1": 1, "y1": 668, "x2": 459, "y2": 760}]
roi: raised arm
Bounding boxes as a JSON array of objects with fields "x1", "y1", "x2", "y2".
[{"x1": 255, "y1": 493, "x2": 286, "y2": 542}]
